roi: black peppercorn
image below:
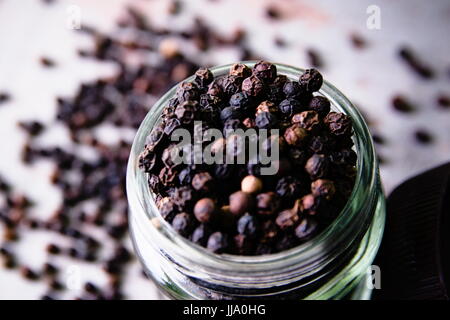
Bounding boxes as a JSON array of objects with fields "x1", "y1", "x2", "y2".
[
  {"x1": 221, "y1": 75, "x2": 243, "y2": 96},
  {"x1": 175, "y1": 100, "x2": 198, "y2": 125},
  {"x1": 207, "y1": 79, "x2": 224, "y2": 98},
  {"x1": 294, "y1": 217, "x2": 318, "y2": 241},
  {"x1": 163, "y1": 118, "x2": 182, "y2": 136},
  {"x1": 176, "y1": 82, "x2": 199, "y2": 102},
  {"x1": 173, "y1": 186, "x2": 197, "y2": 210},
  {"x1": 275, "y1": 209, "x2": 299, "y2": 230},
  {"x1": 172, "y1": 212, "x2": 196, "y2": 237},
  {"x1": 308, "y1": 96, "x2": 330, "y2": 117},
  {"x1": 283, "y1": 81, "x2": 305, "y2": 99},
  {"x1": 192, "y1": 172, "x2": 214, "y2": 192},
  {"x1": 157, "y1": 198, "x2": 177, "y2": 222},
  {"x1": 220, "y1": 106, "x2": 243, "y2": 122},
  {"x1": 255, "y1": 111, "x2": 278, "y2": 129},
  {"x1": 324, "y1": 112, "x2": 352, "y2": 137},
  {"x1": 242, "y1": 75, "x2": 264, "y2": 97},
  {"x1": 207, "y1": 231, "x2": 229, "y2": 253},
  {"x1": 191, "y1": 223, "x2": 212, "y2": 246},
  {"x1": 252, "y1": 60, "x2": 277, "y2": 83},
  {"x1": 229, "y1": 92, "x2": 253, "y2": 112},
  {"x1": 305, "y1": 154, "x2": 329, "y2": 179},
  {"x1": 299, "y1": 68, "x2": 323, "y2": 93},
  {"x1": 278, "y1": 98, "x2": 302, "y2": 119},
  {"x1": 256, "y1": 192, "x2": 280, "y2": 215},
  {"x1": 276, "y1": 176, "x2": 302, "y2": 200},
  {"x1": 200, "y1": 93, "x2": 221, "y2": 109},
  {"x1": 237, "y1": 213, "x2": 260, "y2": 239},
  {"x1": 194, "y1": 67, "x2": 214, "y2": 89}
]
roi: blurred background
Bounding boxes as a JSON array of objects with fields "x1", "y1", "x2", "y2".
[{"x1": 0, "y1": 0, "x2": 449, "y2": 299}]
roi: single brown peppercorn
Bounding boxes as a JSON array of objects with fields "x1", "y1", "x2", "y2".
[
  {"x1": 256, "y1": 101, "x2": 278, "y2": 115},
  {"x1": 229, "y1": 63, "x2": 251, "y2": 78},
  {"x1": 241, "y1": 175, "x2": 263, "y2": 194},
  {"x1": 311, "y1": 179, "x2": 336, "y2": 200},
  {"x1": 275, "y1": 209, "x2": 299, "y2": 230},
  {"x1": 229, "y1": 191, "x2": 254, "y2": 216},
  {"x1": 194, "y1": 198, "x2": 216, "y2": 223},
  {"x1": 284, "y1": 124, "x2": 308, "y2": 147},
  {"x1": 292, "y1": 110, "x2": 320, "y2": 132}
]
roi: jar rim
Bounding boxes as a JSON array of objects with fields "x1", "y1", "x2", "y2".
[{"x1": 126, "y1": 61, "x2": 378, "y2": 272}]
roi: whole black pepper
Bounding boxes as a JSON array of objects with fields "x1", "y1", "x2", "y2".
[
  {"x1": 252, "y1": 60, "x2": 277, "y2": 83},
  {"x1": 207, "y1": 232, "x2": 229, "y2": 253},
  {"x1": 220, "y1": 106, "x2": 243, "y2": 122},
  {"x1": 172, "y1": 212, "x2": 196, "y2": 237},
  {"x1": 324, "y1": 112, "x2": 352, "y2": 137},
  {"x1": 175, "y1": 100, "x2": 198, "y2": 125},
  {"x1": 275, "y1": 176, "x2": 302, "y2": 200},
  {"x1": 229, "y1": 92, "x2": 253, "y2": 112},
  {"x1": 237, "y1": 213, "x2": 260, "y2": 238},
  {"x1": 176, "y1": 82, "x2": 199, "y2": 103},
  {"x1": 278, "y1": 98, "x2": 302, "y2": 119},
  {"x1": 221, "y1": 75, "x2": 243, "y2": 97},
  {"x1": 191, "y1": 224, "x2": 212, "y2": 246},
  {"x1": 194, "y1": 67, "x2": 214, "y2": 89},
  {"x1": 295, "y1": 217, "x2": 318, "y2": 241},
  {"x1": 283, "y1": 81, "x2": 305, "y2": 100},
  {"x1": 207, "y1": 79, "x2": 224, "y2": 98},
  {"x1": 255, "y1": 111, "x2": 278, "y2": 129},
  {"x1": 299, "y1": 69, "x2": 323, "y2": 93},
  {"x1": 192, "y1": 172, "x2": 214, "y2": 193},
  {"x1": 305, "y1": 154, "x2": 329, "y2": 180},
  {"x1": 241, "y1": 75, "x2": 264, "y2": 97},
  {"x1": 275, "y1": 209, "x2": 299, "y2": 230},
  {"x1": 256, "y1": 192, "x2": 280, "y2": 215},
  {"x1": 308, "y1": 96, "x2": 330, "y2": 117}
]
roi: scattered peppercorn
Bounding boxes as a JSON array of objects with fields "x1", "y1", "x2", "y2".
[
  {"x1": 398, "y1": 46, "x2": 434, "y2": 79},
  {"x1": 392, "y1": 95, "x2": 416, "y2": 113},
  {"x1": 414, "y1": 129, "x2": 433, "y2": 145}
]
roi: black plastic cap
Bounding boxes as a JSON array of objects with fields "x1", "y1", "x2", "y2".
[{"x1": 374, "y1": 162, "x2": 450, "y2": 300}]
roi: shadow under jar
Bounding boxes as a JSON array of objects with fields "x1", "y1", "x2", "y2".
[{"x1": 126, "y1": 62, "x2": 386, "y2": 300}]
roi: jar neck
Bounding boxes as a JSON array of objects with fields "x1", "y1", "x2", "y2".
[{"x1": 127, "y1": 62, "x2": 380, "y2": 298}]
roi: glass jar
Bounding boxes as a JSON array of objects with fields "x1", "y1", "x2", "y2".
[{"x1": 126, "y1": 62, "x2": 386, "y2": 300}]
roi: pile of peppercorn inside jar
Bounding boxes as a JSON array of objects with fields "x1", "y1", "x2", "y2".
[
  {"x1": 138, "y1": 61, "x2": 357, "y2": 255},
  {"x1": 127, "y1": 61, "x2": 385, "y2": 300}
]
